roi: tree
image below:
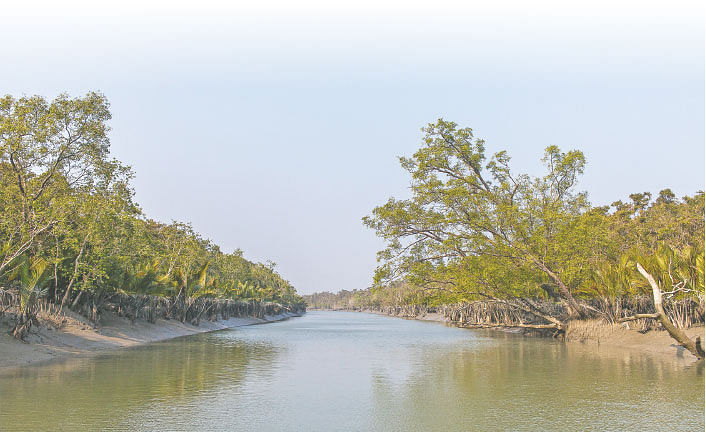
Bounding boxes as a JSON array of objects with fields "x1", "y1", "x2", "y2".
[
  {"x1": 8, "y1": 256, "x2": 50, "y2": 340},
  {"x1": 0, "y1": 92, "x2": 115, "y2": 276},
  {"x1": 0, "y1": 92, "x2": 304, "y2": 339},
  {"x1": 364, "y1": 119, "x2": 597, "y2": 320}
]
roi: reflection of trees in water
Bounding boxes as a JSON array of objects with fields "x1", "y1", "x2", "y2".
[
  {"x1": 370, "y1": 334, "x2": 704, "y2": 431},
  {"x1": 0, "y1": 332, "x2": 283, "y2": 431}
]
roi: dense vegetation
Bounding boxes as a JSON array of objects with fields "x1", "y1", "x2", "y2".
[
  {"x1": 0, "y1": 93, "x2": 304, "y2": 339},
  {"x1": 308, "y1": 119, "x2": 705, "y2": 357},
  {"x1": 304, "y1": 290, "x2": 365, "y2": 310}
]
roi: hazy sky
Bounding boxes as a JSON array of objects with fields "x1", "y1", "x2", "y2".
[{"x1": 2, "y1": 1, "x2": 703, "y2": 294}]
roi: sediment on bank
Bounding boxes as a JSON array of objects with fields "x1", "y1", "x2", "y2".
[
  {"x1": 0, "y1": 290, "x2": 307, "y2": 370},
  {"x1": 337, "y1": 301, "x2": 705, "y2": 360},
  {"x1": 0, "y1": 310, "x2": 302, "y2": 372},
  {"x1": 1, "y1": 297, "x2": 305, "y2": 372}
]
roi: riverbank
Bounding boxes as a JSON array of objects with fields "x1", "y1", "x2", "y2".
[
  {"x1": 0, "y1": 310, "x2": 302, "y2": 372},
  {"x1": 565, "y1": 319, "x2": 705, "y2": 360},
  {"x1": 341, "y1": 309, "x2": 705, "y2": 362}
]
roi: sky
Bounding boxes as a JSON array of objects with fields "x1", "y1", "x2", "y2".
[{"x1": 2, "y1": 0, "x2": 704, "y2": 294}]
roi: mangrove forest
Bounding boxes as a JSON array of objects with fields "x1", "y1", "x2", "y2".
[
  {"x1": 0, "y1": 92, "x2": 305, "y2": 341},
  {"x1": 308, "y1": 119, "x2": 705, "y2": 358}
]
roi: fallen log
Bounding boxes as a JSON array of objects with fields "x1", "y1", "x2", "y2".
[{"x1": 617, "y1": 313, "x2": 660, "y2": 323}]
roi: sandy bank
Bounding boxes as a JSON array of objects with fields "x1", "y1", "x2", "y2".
[
  {"x1": 351, "y1": 309, "x2": 705, "y2": 362},
  {"x1": 0, "y1": 311, "x2": 301, "y2": 372},
  {"x1": 565, "y1": 319, "x2": 705, "y2": 360}
]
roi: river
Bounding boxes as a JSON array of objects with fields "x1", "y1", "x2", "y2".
[{"x1": 0, "y1": 311, "x2": 703, "y2": 431}]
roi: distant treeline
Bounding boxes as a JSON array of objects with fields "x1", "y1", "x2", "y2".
[
  {"x1": 317, "y1": 120, "x2": 705, "y2": 357},
  {"x1": 0, "y1": 93, "x2": 304, "y2": 339},
  {"x1": 303, "y1": 290, "x2": 365, "y2": 310}
]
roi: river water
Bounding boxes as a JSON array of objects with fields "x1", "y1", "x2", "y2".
[{"x1": 0, "y1": 311, "x2": 703, "y2": 431}]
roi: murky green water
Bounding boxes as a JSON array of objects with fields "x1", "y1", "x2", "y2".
[{"x1": 0, "y1": 311, "x2": 703, "y2": 431}]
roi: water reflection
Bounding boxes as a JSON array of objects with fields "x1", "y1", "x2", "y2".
[
  {"x1": 0, "y1": 332, "x2": 282, "y2": 431},
  {"x1": 370, "y1": 330, "x2": 704, "y2": 431},
  {"x1": 1, "y1": 312, "x2": 702, "y2": 432}
]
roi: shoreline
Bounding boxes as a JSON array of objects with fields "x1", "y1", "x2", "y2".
[
  {"x1": 0, "y1": 311, "x2": 302, "y2": 373},
  {"x1": 316, "y1": 309, "x2": 705, "y2": 363},
  {"x1": 4, "y1": 308, "x2": 702, "y2": 371}
]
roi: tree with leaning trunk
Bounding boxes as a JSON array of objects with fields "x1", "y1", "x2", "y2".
[{"x1": 364, "y1": 119, "x2": 596, "y2": 323}]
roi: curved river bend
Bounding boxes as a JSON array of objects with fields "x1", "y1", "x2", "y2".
[{"x1": 1, "y1": 311, "x2": 703, "y2": 431}]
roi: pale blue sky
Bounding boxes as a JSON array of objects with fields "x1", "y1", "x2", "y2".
[{"x1": 2, "y1": 1, "x2": 703, "y2": 294}]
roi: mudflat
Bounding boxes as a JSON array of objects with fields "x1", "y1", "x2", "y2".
[{"x1": 0, "y1": 311, "x2": 300, "y2": 372}]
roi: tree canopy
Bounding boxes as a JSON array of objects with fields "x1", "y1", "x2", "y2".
[
  {"x1": 1, "y1": 93, "x2": 303, "y2": 338},
  {"x1": 359, "y1": 119, "x2": 704, "y2": 329}
]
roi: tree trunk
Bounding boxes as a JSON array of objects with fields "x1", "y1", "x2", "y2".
[
  {"x1": 534, "y1": 260, "x2": 586, "y2": 319},
  {"x1": 71, "y1": 290, "x2": 84, "y2": 309},
  {"x1": 12, "y1": 315, "x2": 31, "y2": 340},
  {"x1": 61, "y1": 234, "x2": 89, "y2": 308},
  {"x1": 637, "y1": 263, "x2": 704, "y2": 360},
  {"x1": 53, "y1": 235, "x2": 59, "y2": 302}
]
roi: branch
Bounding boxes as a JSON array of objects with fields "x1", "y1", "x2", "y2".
[{"x1": 617, "y1": 313, "x2": 660, "y2": 323}]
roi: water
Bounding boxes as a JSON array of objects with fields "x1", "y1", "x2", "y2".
[{"x1": 0, "y1": 311, "x2": 703, "y2": 431}]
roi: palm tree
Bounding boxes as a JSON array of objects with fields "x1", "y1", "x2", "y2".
[
  {"x1": 163, "y1": 262, "x2": 209, "y2": 323},
  {"x1": 9, "y1": 257, "x2": 50, "y2": 340},
  {"x1": 589, "y1": 256, "x2": 633, "y2": 321}
]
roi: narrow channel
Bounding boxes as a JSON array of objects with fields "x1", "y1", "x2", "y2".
[{"x1": 1, "y1": 311, "x2": 703, "y2": 431}]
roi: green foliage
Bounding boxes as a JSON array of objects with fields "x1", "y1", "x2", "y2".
[
  {"x1": 632, "y1": 244, "x2": 705, "y2": 300},
  {"x1": 9, "y1": 257, "x2": 50, "y2": 315},
  {"x1": 363, "y1": 119, "x2": 594, "y2": 312},
  {"x1": 0, "y1": 93, "x2": 303, "y2": 317},
  {"x1": 360, "y1": 119, "x2": 704, "y2": 313}
]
